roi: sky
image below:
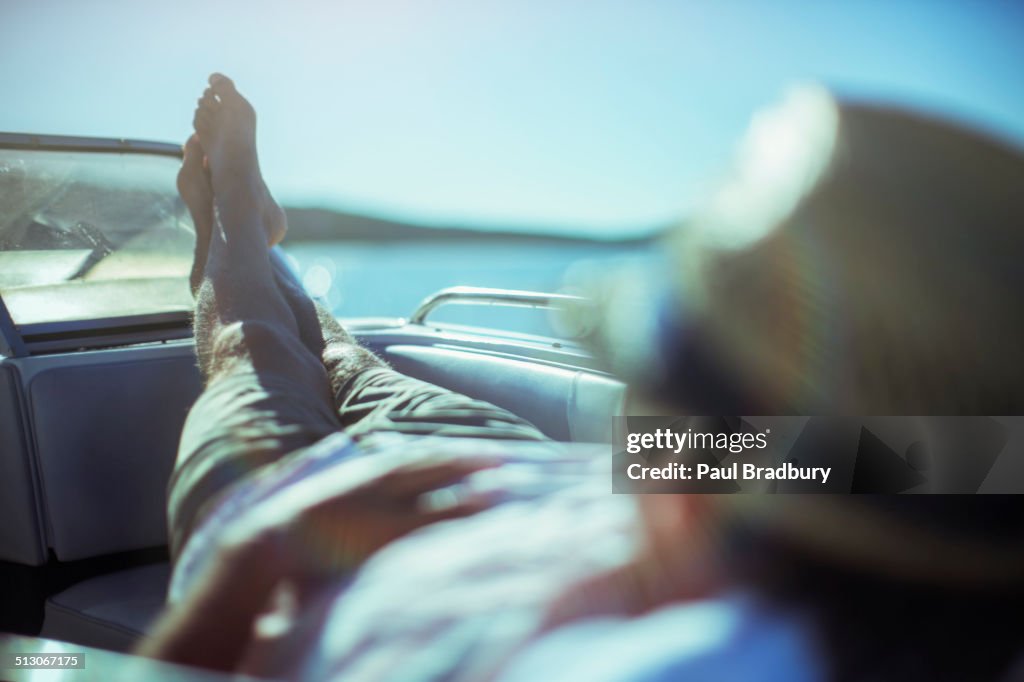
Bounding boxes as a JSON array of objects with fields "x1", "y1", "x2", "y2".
[{"x1": 2, "y1": 0, "x2": 1023, "y2": 237}]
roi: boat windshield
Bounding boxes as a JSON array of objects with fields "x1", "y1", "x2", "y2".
[{"x1": 0, "y1": 147, "x2": 193, "y2": 326}]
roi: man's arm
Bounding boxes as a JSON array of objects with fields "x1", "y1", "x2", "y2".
[
  {"x1": 135, "y1": 530, "x2": 284, "y2": 673},
  {"x1": 137, "y1": 454, "x2": 497, "y2": 673}
]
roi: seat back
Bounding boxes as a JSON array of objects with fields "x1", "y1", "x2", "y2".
[
  {"x1": 0, "y1": 363, "x2": 47, "y2": 565},
  {"x1": 3, "y1": 343, "x2": 202, "y2": 563},
  {"x1": 4, "y1": 327, "x2": 620, "y2": 565},
  {"x1": 28, "y1": 354, "x2": 202, "y2": 561},
  {"x1": 383, "y1": 344, "x2": 625, "y2": 443}
]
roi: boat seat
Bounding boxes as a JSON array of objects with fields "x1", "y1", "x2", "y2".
[
  {"x1": 382, "y1": 344, "x2": 626, "y2": 443},
  {"x1": 40, "y1": 562, "x2": 170, "y2": 653},
  {"x1": 12, "y1": 331, "x2": 622, "y2": 653}
]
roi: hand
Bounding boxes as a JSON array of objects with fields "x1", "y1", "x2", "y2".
[
  {"x1": 232, "y1": 450, "x2": 501, "y2": 584},
  {"x1": 141, "y1": 451, "x2": 498, "y2": 673}
]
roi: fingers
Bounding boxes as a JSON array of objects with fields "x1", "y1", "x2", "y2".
[
  {"x1": 381, "y1": 457, "x2": 501, "y2": 498},
  {"x1": 418, "y1": 494, "x2": 493, "y2": 524},
  {"x1": 389, "y1": 492, "x2": 493, "y2": 540}
]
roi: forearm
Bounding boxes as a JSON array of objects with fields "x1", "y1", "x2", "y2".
[{"x1": 136, "y1": 534, "x2": 283, "y2": 673}]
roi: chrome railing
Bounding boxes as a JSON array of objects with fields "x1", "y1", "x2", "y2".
[{"x1": 409, "y1": 286, "x2": 589, "y2": 326}]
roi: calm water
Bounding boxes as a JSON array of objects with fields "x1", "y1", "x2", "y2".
[{"x1": 284, "y1": 239, "x2": 644, "y2": 337}]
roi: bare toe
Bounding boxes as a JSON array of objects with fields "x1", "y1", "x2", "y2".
[
  {"x1": 193, "y1": 108, "x2": 213, "y2": 135},
  {"x1": 209, "y1": 73, "x2": 236, "y2": 95}
]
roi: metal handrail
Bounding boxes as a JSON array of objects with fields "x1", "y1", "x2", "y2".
[{"x1": 409, "y1": 286, "x2": 589, "y2": 326}]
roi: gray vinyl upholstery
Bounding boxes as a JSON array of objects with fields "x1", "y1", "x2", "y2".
[
  {"x1": 568, "y1": 372, "x2": 627, "y2": 443},
  {"x1": 11, "y1": 351, "x2": 199, "y2": 652},
  {"x1": 0, "y1": 363, "x2": 47, "y2": 565},
  {"x1": 41, "y1": 563, "x2": 170, "y2": 652},
  {"x1": 383, "y1": 344, "x2": 625, "y2": 443},
  {"x1": 29, "y1": 356, "x2": 202, "y2": 561}
]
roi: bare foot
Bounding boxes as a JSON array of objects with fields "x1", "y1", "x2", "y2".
[
  {"x1": 177, "y1": 134, "x2": 213, "y2": 296},
  {"x1": 192, "y1": 73, "x2": 287, "y2": 246}
]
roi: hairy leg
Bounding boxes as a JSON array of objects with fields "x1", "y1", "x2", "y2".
[
  {"x1": 180, "y1": 101, "x2": 383, "y2": 401},
  {"x1": 190, "y1": 73, "x2": 331, "y2": 403},
  {"x1": 177, "y1": 135, "x2": 214, "y2": 298}
]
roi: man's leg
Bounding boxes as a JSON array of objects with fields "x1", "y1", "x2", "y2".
[
  {"x1": 265, "y1": 246, "x2": 546, "y2": 441},
  {"x1": 268, "y1": 251, "x2": 385, "y2": 399},
  {"x1": 168, "y1": 75, "x2": 340, "y2": 556},
  {"x1": 180, "y1": 122, "x2": 385, "y2": 401},
  {"x1": 173, "y1": 75, "x2": 548, "y2": 550},
  {"x1": 266, "y1": 254, "x2": 546, "y2": 442},
  {"x1": 261, "y1": 228, "x2": 547, "y2": 442}
]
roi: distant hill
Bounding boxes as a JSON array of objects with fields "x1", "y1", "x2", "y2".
[{"x1": 282, "y1": 206, "x2": 655, "y2": 244}]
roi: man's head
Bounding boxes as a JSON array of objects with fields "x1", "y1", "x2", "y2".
[
  {"x1": 574, "y1": 84, "x2": 1024, "y2": 415},
  {"x1": 575, "y1": 86, "x2": 1024, "y2": 679}
]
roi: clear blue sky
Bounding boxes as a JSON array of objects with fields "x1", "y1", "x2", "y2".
[{"x1": 2, "y1": 1, "x2": 1022, "y2": 237}]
